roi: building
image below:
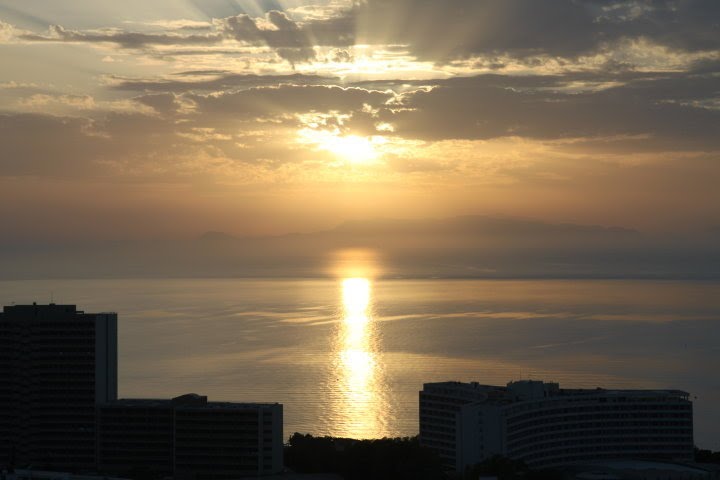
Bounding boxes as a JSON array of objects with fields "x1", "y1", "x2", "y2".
[
  {"x1": 419, "y1": 380, "x2": 694, "y2": 471},
  {"x1": 0, "y1": 304, "x2": 117, "y2": 471},
  {"x1": 97, "y1": 393, "x2": 284, "y2": 479},
  {"x1": 1, "y1": 303, "x2": 284, "y2": 478},
  {"x1": 96, "y1": 397, "x2": 176, "y2": 477}
]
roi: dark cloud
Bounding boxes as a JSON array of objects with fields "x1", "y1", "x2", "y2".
[
  {"x1": 187, "y1": 0, "x2": 286, "y2": 20},
  {"x1": 380, "y1": 71, "x2": 720, "y2": 148},
  {"x1": 20, "y1": 24, "x2": 222, "y2": 48},
  {"x1": 17, "y1": 8, "x2": 350, "y2": 64},
  {"x1": 113, "y1": 72, "x2": 338, "y2": 93},
  {"x1": 349, "y1": 0, "x2": 720, "y2": 60},
  {"x1": 0, "y1": 84, "x2": 394, "y2": 179},
  {"x1": 217, "y1": 10, "x2": 325, "y2": 63},
  {"x1": 186, "y1": 84, "x2": 393, "y2": 121},
  {"x1": 595, "y1": 0, "x2": 720, "y2": 52},
  {"x1": 3, "y1": 67, "x2": 717, "y2": 181},
  {"x1": 0, "y1": 111, "x2": 194, "y2": 177},
  {"x1": 0, "y1": 113, "x2": 108, "y2": 176},
  {"x1": 133, "y1": 93, "x2": 183, "y2": 116},
  {"x1": 14, "y1": 0, "x2": 719, "y2": 66},
  {"x1": 356, "y1": 0, "x2": 598, "y2": 60}
]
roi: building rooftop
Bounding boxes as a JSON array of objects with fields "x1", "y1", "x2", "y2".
[
  {"x1": 103, "y1": 393, "x2": 281, "y2": 409},
  {"x1": 422, "y1": 380, "x2": 690, "y2": 404},
  {"x1": 2, "y1": 303, "x2": 117, "y2": 316}
]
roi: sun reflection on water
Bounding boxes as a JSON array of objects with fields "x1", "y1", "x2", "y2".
[{"x1": 330, "y1": 277, "x2": 389, "y2": 439}]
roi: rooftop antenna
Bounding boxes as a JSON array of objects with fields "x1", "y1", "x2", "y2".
[{"x1": 50, "y1": 291, "x2": 54, "y2": 304}]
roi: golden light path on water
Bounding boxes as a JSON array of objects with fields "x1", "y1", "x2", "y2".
[{"x1": 330, "y1": 277, "x2": 391, "y2": 439}]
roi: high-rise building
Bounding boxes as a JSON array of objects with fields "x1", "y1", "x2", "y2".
[
  {"x1": 0, "y1": 304, "x2": 117, "y2": 471},
  {"x1": 97, "y1": 393, "x2": 284, "y2": 479},
  {"x1": 419, "y1": 380, "x2": 694, "y2": 471},
  {"x1": 1, "y1": 303, "x2": 285, "y2": 478}
]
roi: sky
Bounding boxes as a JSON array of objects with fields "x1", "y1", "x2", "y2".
[{"x1": 1, "y1": 0, "x2": 719, "y2": 245}]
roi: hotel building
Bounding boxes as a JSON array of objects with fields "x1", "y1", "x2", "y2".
[
  {"x1": 0, "y1": 304, "x2": 117, "y2": 471},
  {"x1": 419, "y1": 380, "x2": 694, "y2": 471},
  {"x1": 97, "y1": 393, "x2": 284, "y2": 479},
  {"x1": 1, "y1": 304, "x2": 284, "y2": 478}
]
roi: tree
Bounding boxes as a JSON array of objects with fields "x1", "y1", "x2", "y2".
[{"x1": 285, "y1": 433, "x2": 447, "y2": 480}]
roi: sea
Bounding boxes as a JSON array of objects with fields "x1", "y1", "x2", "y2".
[{"x1": 1, "y1": 278, "x2": 719, "y2": 449}]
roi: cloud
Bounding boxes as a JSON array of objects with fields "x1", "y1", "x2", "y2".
[
  {"x1": 15, "y1": 8, "x2": 352, "y2": 65},
  {"x1": 0, "y1": 109, "x2": 212, "y2": 179},
  {"x1": 133, "y1": 92, "x2": 184, "y2": 115},
  {"x1": 0, "y1": 18, "x2": 15, "y2": 42},
  {"x1": 10, "y1": 93, "x2": 157, "y2": 119},
  {"x1": 379, "y1": 71, "x2": 720, "y2": 149},
  {"x1": 13, "y1": 1, "x2": 719, "y2": 69},
  {"x1": 0, "y1": 83, "x2": 394, "y2": 181},
  {"x1": 347, "y1": 0, "x2": 720, "y2": 61},
  {"x1": 0, "y1": 113, "x2": 108, "y2": 176},
  {"x1": 595, "y1": 0, "x2": 720, "y2": 53},
  {"x1": 20, "y1": 24, "x2": 222, "y2": 48},
  {"x1": 123, "y1": 19, "x2": 214, "y2": 31},
  {"x1": 111, "y1": 72, "x2": 338, "y2": 93},
  {"x1": 185, "y1": 84, "x2": 394, "y2": 123},
  {"x1": 0, "y1": 17, "x2": 34, "y2": 43},
  {"x1": 216, "y1": 11, "x2": 316, "y2": 64},
  {"x1": 2, "y1": 67, "x2": 717, "y2": 186}
]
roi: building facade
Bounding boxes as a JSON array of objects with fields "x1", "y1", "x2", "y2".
[
  {"x1": 97, "y1": 394, "x2": 284, "y2": 479},
  {"x1": 0, "y1": 304, "x2": 117, "y2": 471},
  {"x1": 1, "y1": 303, "x2": 284, "y2": 478},
  {"x1": 420, "y1": 380, "x2": 694, "y2": 471}
]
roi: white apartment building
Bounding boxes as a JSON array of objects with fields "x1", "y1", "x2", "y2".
[{"x1": 420, "y1": 380, "x2": 694, "y2": 471}]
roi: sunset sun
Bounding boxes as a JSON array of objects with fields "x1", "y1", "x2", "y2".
[
  {"x1": 299, "y1": 128, "x2": 382, "y2": 164},
  {"x1": 323, "y1": 135, "x2": 378, "y2": 164}
]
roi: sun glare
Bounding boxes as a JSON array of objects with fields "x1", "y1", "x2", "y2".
[
  {"x1": 342, "y1": 278, "x2": 371, "y2": 320},
  {"x1": 298, "y1": 128, "x2": 382, "y2": 164},
  {"x1": 325, "y1": 135, "x2": 378, "y2": 164},
  {"x1": 332, "y1": 276, "x2": 389, "y2": 438}
]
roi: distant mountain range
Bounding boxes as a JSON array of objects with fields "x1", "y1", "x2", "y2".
[{"x1": 1, "y1": 215, "x2": 718, "y2": 279}]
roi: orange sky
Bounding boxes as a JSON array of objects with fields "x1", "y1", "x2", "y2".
[{"x1": 1, "y1": 0, "x2": 719, "y2": 241}]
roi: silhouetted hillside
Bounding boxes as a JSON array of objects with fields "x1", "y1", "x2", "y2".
[{"x1": 0, "y1": 215, "x2": 718, "y2": 279}]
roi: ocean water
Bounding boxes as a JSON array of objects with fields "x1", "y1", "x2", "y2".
[{"x1": 1, "y1": 278, "x2": 719, "y2": 449}]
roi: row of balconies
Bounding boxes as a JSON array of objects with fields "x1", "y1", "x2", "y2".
[
  {"x1": 507, "y1": 418, "x2": 693, "y2": 441},
  {"x1": 509, "y1": 426, "x2": 692, "y2": 445},
  {"x1": 505, "y1": 401, "x2": 691, "y2": 421},
  {"x1": 505, "y1": 411, "x2": 692, "y2": 432},
  {"x1": 419, "y1": 414, "x2": 457, "y2": 425},
  {"x1": 420, "y1": 423, "x2": 456, "y2": 435},
  {"x1": 507, "y1": 402, "x2": 691, "y2": 420},
  {"x1": 99, "y1": 441, "x2": 173, "y2": 448},
  {"x1": 519, "y1": 445, "x2": 693, "y2": 467},
  {"x1": 509, "y1": 430, "x2": 693, "y2": 452},
  {"x1": 419, "y1": 437, "x2": 457, "y2": 451},
  {"x1": 511, "y1": 436, "x2": 693, "y2": 460},
  {"x1": 419, "y1": 409, "x2": 457, "y2": 419}
]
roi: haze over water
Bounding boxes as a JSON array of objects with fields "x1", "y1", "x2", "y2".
[{"x1": 2, "y1": 277, "x2": 719, "y2": 449}]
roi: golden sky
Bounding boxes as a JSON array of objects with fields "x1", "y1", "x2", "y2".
[{"x1": 1, "y1": 0, "x2": 719, "y2": 242}]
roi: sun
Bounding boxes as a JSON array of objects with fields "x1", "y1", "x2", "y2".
[
  {"x1": 299, "y1": 128, "x2": 382, "y2": 164},
  {"x1": 324, "y1": 135, "x2": 378, "y2": 164}
]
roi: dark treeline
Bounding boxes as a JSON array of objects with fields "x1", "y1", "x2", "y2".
[
  {"x1": 285, "y1": 437, "x2": 720, "y2": 480},
  {"x1": 284, "y1": 434, "x2": 564, "y2": 480},
  {"x1": 696, "y1": 447, "x2": 720, "y2": 464},
  {"x1": 461, "y1": 456, "x2": 563, "y2": 480},
  {"x1": 284, "y1": 433, "x2": 446, "y2": 480}
]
